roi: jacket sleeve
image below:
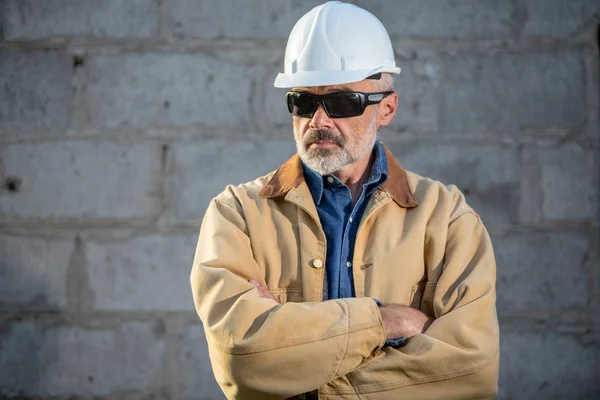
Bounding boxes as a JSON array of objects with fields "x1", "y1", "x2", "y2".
[
  {"x1": 344, "y1": 210, "x2": 499, "y2": 399},
  {"x1": 190, "y1": 192, "x2": 386, "y2": 399}
]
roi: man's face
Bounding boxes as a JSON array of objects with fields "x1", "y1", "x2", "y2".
[{"x1": 291, "y1": 79, "x2": 391, "y2": 175}]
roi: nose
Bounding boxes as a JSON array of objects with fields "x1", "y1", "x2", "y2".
[{"x1": 309, "y1": 104, "x2": 334, "y2": 130}]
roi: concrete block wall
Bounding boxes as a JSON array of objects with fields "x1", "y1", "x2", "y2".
[{"x1": 0, "y1": 1, "x2": 598, "y2": 398}]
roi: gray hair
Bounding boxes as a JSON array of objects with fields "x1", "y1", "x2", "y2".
[{"x1": 370, "y1": 73, "x2": 395, "y2": 92}]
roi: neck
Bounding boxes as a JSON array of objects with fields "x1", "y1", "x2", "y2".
[{"x1": 334, "y1": 148, "x2": 376, "y2": 204}]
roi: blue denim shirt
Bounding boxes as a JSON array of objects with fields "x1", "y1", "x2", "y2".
[{"x1": 303, "y1": 140, "x2": 406, "y2": 347}]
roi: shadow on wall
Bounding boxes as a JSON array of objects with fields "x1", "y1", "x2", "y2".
[{"x1": 0, "y1": 234, "x2": 66, "y2": 397}]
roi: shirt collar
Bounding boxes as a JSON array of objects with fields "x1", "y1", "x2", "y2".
[
  {"x1": 302, "y1": 140, "x2": 389, "y2": 205},
  {"x1": 302, "y1": 162, "x2": 325, "y2": 205},
  {"x1": 371, "y1": 140, "x2": 388, "y2": 187}
]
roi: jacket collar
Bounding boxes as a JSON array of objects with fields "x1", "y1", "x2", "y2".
[{"x1": 259, "y1": 143, "x2": 419, "y2": 208}]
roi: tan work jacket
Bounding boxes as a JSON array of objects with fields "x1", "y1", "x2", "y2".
[{"x1": 191, "y1": 145, "x2": 500, "y2": 399}]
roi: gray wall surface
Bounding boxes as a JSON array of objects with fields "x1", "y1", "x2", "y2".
[{"x1": 0, "y1": 0, "x2": 599, "y2": 399}]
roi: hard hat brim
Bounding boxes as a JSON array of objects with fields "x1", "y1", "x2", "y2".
[{"x1": 273, "y1": 67, "x2": 401, "y2": 89}]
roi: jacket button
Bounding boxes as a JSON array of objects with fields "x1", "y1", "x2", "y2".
[{"x1": 312, "y1": 259, "x2": 323, "y2": 268}]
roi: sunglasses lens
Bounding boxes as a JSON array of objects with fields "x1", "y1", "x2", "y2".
[
  {"x1": 286, "y1": 92, "x2": 366, "y2": 118},
  {"x1": 323, "y1": 93, "x2": 363, "y2": 118},
  {"x1": 287, "y1": 93, "x2": 317, "y2": 117}
]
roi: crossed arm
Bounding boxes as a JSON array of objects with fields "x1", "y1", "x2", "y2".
[
  {"x1": 250, "y1": 279, "x2": 434, "y2": 341},
  {"x1": 191, "y1": 195, "x2": 499, "y2": 399}
]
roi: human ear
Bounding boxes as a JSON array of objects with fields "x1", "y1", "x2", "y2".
[{"x1": 377, "y1": 92, "x2": 398, "y2": 127}]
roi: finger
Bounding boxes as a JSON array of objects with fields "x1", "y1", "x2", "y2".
[
  {"x1": 257, "y1": 285, "x2": 270, "y2": 297},
  {"x1": 249, "y1": 280, "x2": 268, "y2": 297},
  {"x1": 250, "y1": 280, "x2": 270, "y2": 296},
  {"x1": 259, "y1": 287, "x2": 279, "y2": 303},
  {"x1": 249, "y1": 280, "x2": 280, "y2": 302}
]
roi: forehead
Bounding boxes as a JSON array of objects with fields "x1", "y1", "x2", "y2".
[{"x1": 292, "y1": 79, "x2": 374, "y2": 94}]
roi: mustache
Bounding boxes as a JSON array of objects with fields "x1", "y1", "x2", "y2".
[{"x1": 304, "y1": 129, "x2": 345, "y2": 147}]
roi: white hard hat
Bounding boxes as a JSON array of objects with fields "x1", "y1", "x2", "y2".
[{"x1": 274, "y1": 1, "x2": 400, "y2": 88}]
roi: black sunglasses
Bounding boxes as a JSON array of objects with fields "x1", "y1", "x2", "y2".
[{"x1": 286, "y1": 90, "x2": 394, "y2": 119}]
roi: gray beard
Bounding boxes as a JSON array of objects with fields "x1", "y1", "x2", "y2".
[
  {"x1": 296, "y1": 134, "x2": 377, "y2": 176},
  {"x1": 294, "y1": 115, "x2": 378, "y2": 175},
  {"x1": 298, "y1": 146, "x2": 353, "y2": 175}
]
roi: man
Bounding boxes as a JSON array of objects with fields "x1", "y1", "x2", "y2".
[{"x1": 191, "y1": 2, "x2": 499, "y2": 399}]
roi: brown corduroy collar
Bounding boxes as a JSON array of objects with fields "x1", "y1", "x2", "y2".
[{"x1": 259, "y1": 143, "x2": 419, "y2": 208}]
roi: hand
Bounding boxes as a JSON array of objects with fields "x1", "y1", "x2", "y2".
[
  {"x1": 249, "y1": 280, "x2": 280, "y2": 303},
  {"x1": 378, "y1": 304, "x2": 433, "y2": 340}
]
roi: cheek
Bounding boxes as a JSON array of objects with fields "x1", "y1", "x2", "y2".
[
  {"x1": 337, "y1": 120, "x2": 364, "y2": 141},
  {"x1": 338, "y1": 118, "x2": 376, "y2": 147},
  {"x1": 293, "y1": 117, "x2": 307, "y2": 135},
  {"x1": 357, "y1": 111, "x2": 378, "y2": 136},
  {"x1": 362, "y1": 108, "x2": 378, "y2": 127}
]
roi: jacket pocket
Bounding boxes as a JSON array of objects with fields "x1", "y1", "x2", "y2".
[
  {"x1": 409, "y1": 282, "x2": 426, "y2": 308},
  {"x1": 352, "y1": 348, "x2": 386, "y2": 373},
  {"x1": 409, "y1": 282, "x2": 437, "y2": 318},
  {"x1": 421, "y1": 282, "x2": 437, "y2": 318},
  {"x1": 268, "y1": 287, "x2": 303, "y2": 304}
]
